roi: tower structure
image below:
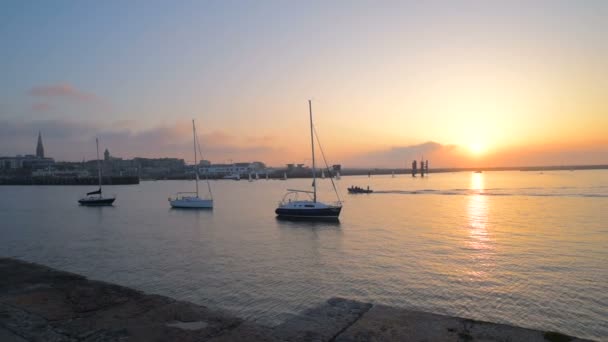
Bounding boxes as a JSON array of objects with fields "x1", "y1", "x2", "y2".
[{"x1": 36, "y1": 132, "x2": 45, "y2": 158}]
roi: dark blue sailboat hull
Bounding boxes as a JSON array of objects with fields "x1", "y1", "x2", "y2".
[
  {"x1": 78, "y1": 198, "x2": 115, "y2": 206},
  {"x1": 275, "y1": 206, "x2": 341, "y2": 219}
]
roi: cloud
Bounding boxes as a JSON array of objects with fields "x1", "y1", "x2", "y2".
[
  {"x1": 0, "y1": 118, "x2": 282, "y2": 163},
  {"x1": 29, "y1": 83, "x2": 99, "y2": 102},
  {"x1": 31, "y1": 102, "x2": 53, "y2": 111},
  {"x1": 344, "y1": 141, "x2": 466, "y2": 168}
]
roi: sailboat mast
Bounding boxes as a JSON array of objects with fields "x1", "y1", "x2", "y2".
[
  {"x1": 192, "y1": 120, "x2": 199, "y2": 197},
  {"x1": 96, "y1": 138, "x2": 102, "y2": 195},
  {"x1": 309, "y1": 100, "x2": 317, "y2": 202}
]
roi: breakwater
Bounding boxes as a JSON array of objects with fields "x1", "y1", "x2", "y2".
[
  {"x1": 0, "y1": 176, "x2": 139, "y2": 185},
  {"x1": 0, "y1": 258, "x2": 591, "y2": 342}
]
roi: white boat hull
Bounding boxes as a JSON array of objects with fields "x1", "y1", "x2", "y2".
[{"x1": 169, "y1": 197, "x2": 213, "y2": 208}]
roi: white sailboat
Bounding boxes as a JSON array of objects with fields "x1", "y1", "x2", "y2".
[
  {"x1": 78, "y1": 138, "x2": 116, "y2": 206},
  {"x1": 255, "y1": 172, "x2": 260, "y2": 180},
  {"x1": 321, "y1": 169, "x2": 325, "y2": 179},
  {"x1": 169, "y1": 120, "x2": 213, "y2": 209},
  {"x1": 248, "y1": 173, "x2": 253, "y2": 182},
  {"x1": 275, "y1": 100, "x2": 342, "y2": 219},
  {"x1": 281, "y1": 172, "x2": 287, "y2": 180}
]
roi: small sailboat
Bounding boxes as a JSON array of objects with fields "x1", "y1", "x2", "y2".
[
  {"x1": 281, "y1": 172, "x2": 287, "y2": 180},
  {"x1": 248, "y1": 173, "x2": 253, "y2": 182},
  {"x1": 255, "y1": 172, "x2": 260, "y2": 180},
  {"x1": 321, "y1": 169, "x2": 325, "y2": 179},
  {"x1": 266, "y1": 172, "x2": 269, "y2": 180},
  {"x1": 275, "y1": 100, "x2": 342, "y2": 219},
  {"x1": 169, "y1": 120, "x2": 213, "y2": 209},
  {"x1": 335, "y1": 171, "x2": 341, "y2": 180},
  {"x1": 79, "y1": 138, "x2": 116, "y2": 206}
]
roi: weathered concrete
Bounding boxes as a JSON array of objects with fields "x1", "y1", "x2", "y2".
[{"x1": 0, "y1": 258, "x2": 593, "y2": 341}]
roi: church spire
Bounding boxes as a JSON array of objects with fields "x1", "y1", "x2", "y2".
[{"x1": 36, "y1": 131, "x2": 45, "y2": 158}]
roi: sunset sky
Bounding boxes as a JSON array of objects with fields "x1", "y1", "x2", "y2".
[{"x1": 1, "y1": 1, "x2": 607, "y2": 167}]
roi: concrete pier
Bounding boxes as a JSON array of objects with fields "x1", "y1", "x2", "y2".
[{"x1": 0, "y1": 258, "x2": 591, "y2": 341}]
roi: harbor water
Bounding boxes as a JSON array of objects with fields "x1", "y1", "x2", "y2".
[{"x1": 1, "y1": 170, "x2": 606, "y2": 340}]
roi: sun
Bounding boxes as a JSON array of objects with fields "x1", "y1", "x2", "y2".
[{"x1": 468, "y1": 142, "x2": 485, "y2": 155}]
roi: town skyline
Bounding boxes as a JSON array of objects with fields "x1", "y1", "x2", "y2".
[{"x1": 1, "y1": 1, "x2": 607, "y2": 168}]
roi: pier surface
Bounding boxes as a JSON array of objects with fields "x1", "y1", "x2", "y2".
[{"x1": 0, "y1": 258, "x2": 591, "y2": 341}]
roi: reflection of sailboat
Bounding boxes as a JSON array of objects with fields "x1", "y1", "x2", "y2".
[
  {"x1": 169, "y1": 120, "x2": 213, "y2": 209},
  {"x1": 275, "y1": 100, "x2": 342, "y2": 219},
  {"x1": 79, "y1": 138, "x2": 116, "y2": 206}
]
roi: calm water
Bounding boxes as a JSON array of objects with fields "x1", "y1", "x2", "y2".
[{"x1": 1, "y1": 170, "x2": 607, "y2": 340}]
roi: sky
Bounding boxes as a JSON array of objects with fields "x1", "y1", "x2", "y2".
[{"x1": 1, "y1": 0, "x2": 607, "y2": 167}]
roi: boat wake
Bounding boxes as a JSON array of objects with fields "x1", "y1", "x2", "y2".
[{"x1": 371, "y1": 188, "x2": 608, "y2": 198}]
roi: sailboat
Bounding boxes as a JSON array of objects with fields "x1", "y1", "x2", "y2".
[
  {"x1": 281, "y1": 172, "x2": 287, "y2": 180},
  {"x1": 78, "y1": 138, "x2": 116, "y2": 206},
  {"x1": 168, "y1": 120, "x2": 213, "y2": 209},
  {"x1": 248, "y1": 173, "x2": 253, "y2": 182},
  {"x1": 321, "y1": 169, "x2": 325, "y2": 179},
  {"x1": 275, "y1": 100, "x2": 342, "y2": 219},
  {"x1": 255, "y1": 172, "x2": 260, "y2": 180}
]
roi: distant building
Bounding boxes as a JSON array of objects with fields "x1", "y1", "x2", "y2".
[
  {"x1": 36, "y1": 132, "x2": 44, "y2": 158},
  {"x1": 0, "y1": 155, "x2": 54, "y2": 170},
  {"x1": 200, "y1": 161, "x2": 267, "y2": 176}
]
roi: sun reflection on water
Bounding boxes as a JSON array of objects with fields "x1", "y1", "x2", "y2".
[{"x1": 466, "y1": 173, "x2": 494, "y2": 279}]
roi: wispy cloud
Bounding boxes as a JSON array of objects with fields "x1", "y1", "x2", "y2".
[
  {"x1": 28, "y1": 83, "x2": 99, "y2": 102},
  {"x1": 31, "y1": 102, "x2": 53, "y2": 112}
]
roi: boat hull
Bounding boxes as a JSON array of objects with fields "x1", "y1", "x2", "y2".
[
  {"x1": 170, "y1": 198, "x2": 213, "y2": 209},
  {"x1": 275, "y1": 206, "x2": 341, "y2": 219},
  {"x1": 78, "y1": 197, "x2": 115, "y2": 206},
  {"x1": 348, "y1": 189, "x2": 373, "y2": 194}
]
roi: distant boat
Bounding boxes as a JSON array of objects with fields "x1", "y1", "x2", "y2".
[
  {"x1": 266, "y1": 172, "x2": 269, "y2": 180},
  {"x1": 474, "y1": 170, "x2": 483, "y2": 174},
  {"x1": 78, "y1": 138, "x2": 116, "y2": 206},
  {"x1": 281, "y1": 172, "x2": 287, "y2": 180},
  {"x1": 321, "y1": 169, "x2": 325, "y2": 179},
  {"x1": 255, "y1": 172, "x2": 259, "y2": 180},
  {"x1": 275, "y1": 100, "x2": 342, "y2": 219},
  {"x1": 348, "y1": 186, "x2": 373, "y2": 194},
  {"x1": 248, "y1": 173, "x2": 253, "y2": 182},
  {"x1": 335, "y1": 171, "x2": 341, "y2": 180},
  {"x1": 169, "y1": 120, "x2": 213, "y2": 209}
]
